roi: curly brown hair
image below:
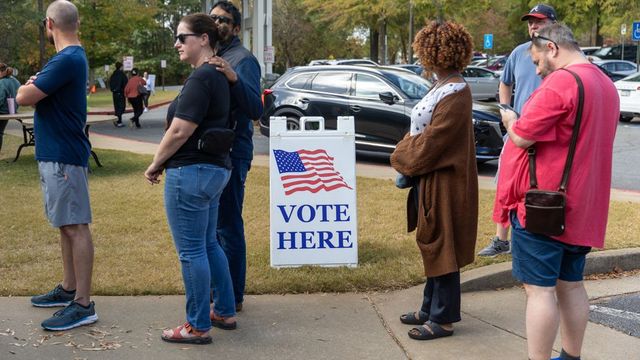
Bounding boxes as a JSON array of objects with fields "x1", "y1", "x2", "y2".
[{"x1": 413, "y1": 20, "x2": 473, "y2": 73}]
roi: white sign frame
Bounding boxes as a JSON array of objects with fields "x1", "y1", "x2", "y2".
[
  {"x1": 269, "y1": 116, "x2": 358, "y2": 268},
  {"x1": 123, "y1": 56, "x2": 134, "y2": 71}
]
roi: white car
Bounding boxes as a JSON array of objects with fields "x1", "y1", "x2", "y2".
[
  {"x1": 593, "y1": 60, "x2": 638, "y2": 77},
  {"x1": 616, "y1": 72, "x2": 640, "y2": 122},
  {"x1": 461, "y1": 66, "x2": 500, "y2": 100}
]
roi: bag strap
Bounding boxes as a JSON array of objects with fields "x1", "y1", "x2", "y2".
[{"x1": 528, "y1": 67, "x2": 585, "y2": 192}]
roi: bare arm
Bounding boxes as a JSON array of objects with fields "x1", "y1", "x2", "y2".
[
  {"x1": 501, "y1": 110, "x2": 534, "y2": 148},
  {"x1": 16, "y1": 81, "x2": 47, "y2": 107},
  {"x1": 144, "y1": 117, "x2": 198, "y2": 184},
  {"x1": 498, "y1": 82, "x2": 513, "y2": 105}
]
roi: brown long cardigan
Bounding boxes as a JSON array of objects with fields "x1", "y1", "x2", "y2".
[{"x1": 390, "y1": 85, "x2": 478, "y2": 277}]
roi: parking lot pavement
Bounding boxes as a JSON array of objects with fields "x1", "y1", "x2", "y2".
[{"x1": 590, "y1": 292, "x2": 640, "y2": 337}]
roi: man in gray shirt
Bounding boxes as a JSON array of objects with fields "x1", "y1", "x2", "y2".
[{"x1": 478, "y1": 3, "x2": 558, "y2": 257}]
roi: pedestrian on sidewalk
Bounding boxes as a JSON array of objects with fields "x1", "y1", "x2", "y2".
[
  {"x1": 142, "y1": 71, "x2": 151, "y2": 112},
  {"x1": 494, "y1": 23, "x2": 619, "y2": 360},
  {"x1": 390, "y1": 20, "x2": 478, "y2": 341},
  {"x1": 16, "y1": 0, "x2": 98, "y2": 331},
  {"x1": 124, "y1": 67, "x2": 146, "y2": 128},
  {"x1": 108, "y1": 61, "x2": 128, "y2": 127},
  {"x1": 207, "y1": 0, "x2": 263, "y2": 313},
  {"x1": 144, "y1": 13, "x2": 236, "y2": 345},
  {"x1": 479, "y1": 3, "x2": 558, "y2": 257}
]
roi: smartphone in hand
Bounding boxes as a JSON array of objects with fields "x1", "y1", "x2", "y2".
[{"x1": 497, "y1": 103, "x2": 519, "y2": 117}]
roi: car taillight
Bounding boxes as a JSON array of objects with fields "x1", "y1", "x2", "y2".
[{"x1": 262, "y1": 89, "x2": 273, "y2": 105}]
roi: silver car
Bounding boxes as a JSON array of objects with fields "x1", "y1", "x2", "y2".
[
  {"x1": 593, "y1": 60, "x2": 638, "y2": 77},
  {"x1": 462, "y1": 66, "x2": 500, "y2": 101}
]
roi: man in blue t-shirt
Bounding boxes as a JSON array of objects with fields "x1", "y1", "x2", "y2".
[
  {"x1": 478, "y1": 3, "x2": 558, "y2": 258},
  {"x1": 16, "y1": 0, "x2": 98, "y2": 331}
]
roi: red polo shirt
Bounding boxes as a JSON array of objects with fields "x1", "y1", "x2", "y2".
[{"x1": 493, "y1": 63, "x2": 619, "y2": 248}]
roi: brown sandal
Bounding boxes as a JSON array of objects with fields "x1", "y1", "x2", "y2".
[
  {"x1": 161, "y1": 322, "x2": 212, "y2": 344},
  {"x1": 210, "y1": 311, "x2": 237, "y2": 330}
]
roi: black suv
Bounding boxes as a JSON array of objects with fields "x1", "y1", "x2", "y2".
[{"x1": 259, "y1": 65, "x2": 504, "y2": 162}]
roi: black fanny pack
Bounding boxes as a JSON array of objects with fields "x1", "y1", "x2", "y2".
[{"x1": 197, "y1": 128, "x2": 235, "y2": 155}]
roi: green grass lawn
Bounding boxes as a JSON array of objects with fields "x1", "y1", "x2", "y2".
[
  {"x1": 87, "y1": 89, "x2": 179, "y2": 109},
  {"x1": 1, "y1": 134, "x2": 639, "y2": 296}
]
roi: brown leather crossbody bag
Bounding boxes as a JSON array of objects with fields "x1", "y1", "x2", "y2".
[{"x1": 524, "y1": 68, "x2": 584, "y2": 236}]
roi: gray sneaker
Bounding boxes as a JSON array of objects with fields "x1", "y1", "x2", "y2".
[
  {"x1": 477, "y1": 237, "x2": 510, "y2": 257},
  {"x1": 31, "y1": 284, "x2": 75, "y2": 308},
  {"x1": 41, "y1": 301, "x2": 98, "y2": 331}
]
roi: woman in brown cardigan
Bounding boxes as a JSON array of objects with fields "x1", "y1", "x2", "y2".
[{"x1": 390, "y1": 20, "x2": 478, "y2": 341}]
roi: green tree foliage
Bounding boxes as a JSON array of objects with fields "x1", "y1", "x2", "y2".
[
  {"x1": 273, "y1": 0, "x2": 366, "y2": 72},
  {"x1": 0, "y1": 1, "x2": 46, "y2": 79}
]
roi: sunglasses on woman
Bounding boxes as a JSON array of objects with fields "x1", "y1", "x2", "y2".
[
  {"x1": 175, "y1": 33, "x2": 200, "y2": 44},
  {"x1": 210, "y1": 14, "x2": 232, "y2": 25}
]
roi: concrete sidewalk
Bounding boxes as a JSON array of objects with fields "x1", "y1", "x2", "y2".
[{"x1": 2, "y1": 273, "x2": 640, "y2": 359}]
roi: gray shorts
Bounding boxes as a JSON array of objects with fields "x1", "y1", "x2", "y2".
[{"x1": 38, "y1": 162, "x2": 92, "y2": 227}]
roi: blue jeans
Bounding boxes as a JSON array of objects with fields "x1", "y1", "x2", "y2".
[
  {"x1": 216, "y1": 158, "x2": 251, "y2": 306},
  {"x1": 164, "y1": 164, "x2": 234, "y2": 331}
]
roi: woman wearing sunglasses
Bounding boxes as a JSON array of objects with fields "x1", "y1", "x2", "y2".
[{"x1": 144, "y1": 13, "x2": 236, "y2": 345}]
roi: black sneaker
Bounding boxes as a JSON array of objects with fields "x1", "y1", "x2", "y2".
[
  {"x1": 31, "y1": 284, "x2": 75, "y2": 308},
  {"x1": 41, "y1": 301, "x2": 98, "y2": 331},
  {"x1": 477, "y1": 236, "x2": 510, "y2": 257}
]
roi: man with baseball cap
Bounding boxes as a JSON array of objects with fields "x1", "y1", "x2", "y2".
[{"x1": 478, "y1": 3, "x2": 558, "y2": 258}]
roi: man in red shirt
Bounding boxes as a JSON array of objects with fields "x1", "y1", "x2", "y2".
[{"x1": 495, "y1": 24, "x2": 618, "y2": 360}]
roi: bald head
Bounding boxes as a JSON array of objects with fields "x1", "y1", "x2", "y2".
[{"x1": 46, "y1": 0, "x2": 79, "y2": 33}]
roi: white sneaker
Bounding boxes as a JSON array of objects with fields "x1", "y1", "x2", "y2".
[{"x1": 143, "y1": 107, "x2": 148, "y2": 112}]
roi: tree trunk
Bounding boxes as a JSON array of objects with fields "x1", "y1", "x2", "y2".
[
  {"x1": 378, "y1": 20, "x2": 387, "y2": 65},
  {"x1": 370, "y1": 28, "x2": 379, "y2": 63},
  {"x1": 38, "y1": 0, "x2": 46, "y2": 68},
  {"x1": 595, "y1": 11, "x2": 603, "y2": 46}
]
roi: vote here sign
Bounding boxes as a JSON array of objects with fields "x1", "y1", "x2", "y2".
[{"x1": 269, "y1": 116, "x2": 358, "y2": 267}]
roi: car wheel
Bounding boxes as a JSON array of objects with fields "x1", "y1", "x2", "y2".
[
  {"x1": 619, "y1": 115, "x2": 633, "y2": 123},
  {"x1": 273, "y1": 109, "x2": 303, "y2": 130}
]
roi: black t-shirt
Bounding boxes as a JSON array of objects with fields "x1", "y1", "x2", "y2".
[{"x1": 164, "y1": 64, "x2": 231, "y2": 169}]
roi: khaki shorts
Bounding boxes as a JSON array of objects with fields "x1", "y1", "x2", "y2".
[{"x1": 38, "y1": 162, "x2": 92, "y2": 227}]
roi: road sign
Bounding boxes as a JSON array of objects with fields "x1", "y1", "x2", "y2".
[
  {"x1": 633, "y1": 22, "x2": 640, "y2": 41},
  {"x1": 484, "y1": 34, "x2": 493, "y2": 50},
  {"x1": 123, "y1": 56, "x2": 133, "y2": 71},
  {"x1": 160, "y1": 59, "x2": 167, "y2": 68},
  {"x1": 264, "y1": 46, "x2": 275, "y2": 63},
  {"x1": 621, "y1": 24, "x2": 627, "y2": 35}
]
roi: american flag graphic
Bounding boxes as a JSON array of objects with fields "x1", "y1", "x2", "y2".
[{"x1": 273, "y1": 149, "x2": 353, "y2": 196}]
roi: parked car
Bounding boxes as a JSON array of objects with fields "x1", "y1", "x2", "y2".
[
  {"x1": 486, "y1": 56, "x2": 507, "y2": 72},
  {"x1": 308, "y1": 59, "x2": 378, "y2": 66},
  {"x1": 461, "y1": 66, "x2": 500, "y2": 100},
  {"x1": 390, "y1": 64, "x2": 423, "y2": 76},
  {"x1": 580, "y1": 46, "x2": 600, "y2": 56},
  {"x1": 593, "y1": 60, "x2": 638, "y2": 77},
  {"x1": 615, "y1": 72, "x2": 640, "y2": 122},
  {"x1": 259, "y1": 65, "x2": 505, "y2": 162},
  {"x1": 592, "y1": 45, "x2": 638, "y2": 62},
  {"x1": 594, "y1": 63, "x2": 627, "y2": 82},
  {"x1": 470, "y1": 58, "x2": 490, "y2": 67}
]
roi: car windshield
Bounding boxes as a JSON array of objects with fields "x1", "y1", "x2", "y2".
[
  {"x1": 593, "y1": 47, "x2": 612, "y2": 57},
  {"x1": 487, "y1": 57, "x2": 504, "y2": 66},
  {"x1": 381, "y1": 70, "x2": 432, "y2": 99}
]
